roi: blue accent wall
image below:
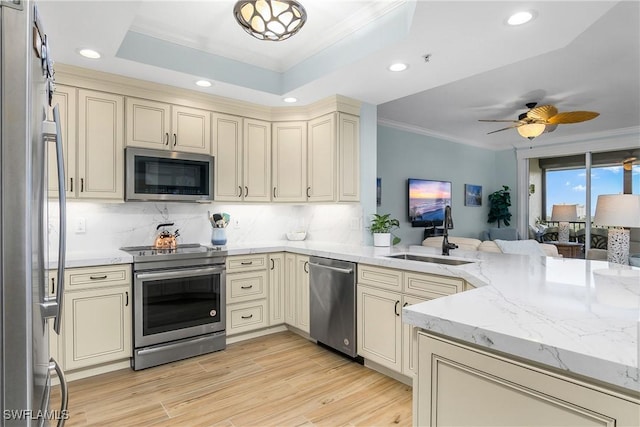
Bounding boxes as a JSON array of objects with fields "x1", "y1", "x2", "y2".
[{"x1": 377, "y1": 125, "x2": 516, "y2": 245}]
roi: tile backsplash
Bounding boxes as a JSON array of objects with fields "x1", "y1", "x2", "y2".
[{"x1": 48, "y1": 201, "x2": 364, "y2": 254}]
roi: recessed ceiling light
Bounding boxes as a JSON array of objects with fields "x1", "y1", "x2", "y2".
[
  {"x1": 78, "y1": 48, "x2": 101, "y2": 59},
  {"x1": 507, "y1": 11, "x2": 533, "y2": 26},
  {"x1": 388, "y1": 63, "x2": 408, "y2": 72},
  {"x1": 283, "y1": 97, "x2": 298, "y2": 103},
  {"x1": 195, "y1": 80, "x2": 212, "y2": 88}
]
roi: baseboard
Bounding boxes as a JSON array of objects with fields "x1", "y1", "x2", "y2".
[
  {"x1": 363, "y1": 359, "x2": 414, "y2": 386},
  {"x1": 226, "y1": 324, "x2": 288, "y2": 344}
]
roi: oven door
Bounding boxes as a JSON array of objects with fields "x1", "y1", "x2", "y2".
[{"x1": 134, "y1": 265, "x2": 226, "y2": 348}]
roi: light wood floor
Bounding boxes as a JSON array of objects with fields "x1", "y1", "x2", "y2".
[{"x1": 51, "y1": 331, "x2": 412, "y2": 426}]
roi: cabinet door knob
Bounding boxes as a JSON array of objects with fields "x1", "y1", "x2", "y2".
[
  {"x1": 240, "y1": 261, "x2": 253, "y2": 265},
  {"x1": 80, "y1": 178, "x2": 84, "y2": 192},
  {"x1": 273, "y1": 187, "x2": 276, "y2": 198},
  {"x1": 69, "y1": 177, "x2": 73, "y2": 193},
  {"x1": 304, "y1": 261, "x2": 309, "y2": 273},
  {"x1": 173, "y1": 133, "x2": 177, "y2": 146},
  {"x1": 165, "y1": 132, "x2": 169, "y2": 145},
  {"x1": 394, "y1": 300, "x2": 400, "y2": 316},
  {"x1": 241, "y1": 314, "x2": 253, "y2": 320},
  {"x1": 244, "y1": 186, "x2": 248, "y2": 197},
  {"x1": 238, "y1": 186, "x2": 242, "y2": 198},
  {"x1": 270, "y1": 259, "x2": 275, "y2": 270},
  {"x1": 89, "y1": 275, "x2": 107, "y2": 280},
  {"x1": 306, "y1": 187, "x2": 311, "y2": 198},
  {"x1": 125, "y1": 291, "x2": 129, "y2": 307},
  {"x1": 240, "y1": 285, "x2": 253, "y2": 289}
]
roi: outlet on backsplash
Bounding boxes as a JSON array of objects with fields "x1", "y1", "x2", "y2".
[
  {"x1": 233, "y1": 218, "x2": 240, "y2": 229},
  {"x1": 75, "y1": 217, "x2": 86, "y2": 234}
]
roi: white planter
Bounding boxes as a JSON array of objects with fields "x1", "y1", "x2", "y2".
[{"x1": 373, "y1": 232, "x2": 391, "y2": 247}]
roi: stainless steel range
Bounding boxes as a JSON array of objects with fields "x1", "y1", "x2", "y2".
[{"x1": 120, "y1": 244, "x2": 227, "y2": 370}]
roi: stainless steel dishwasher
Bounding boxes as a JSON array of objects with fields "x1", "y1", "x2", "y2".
[{"x1": 309, "y1": 256, "x2": 357, "y2": 358}]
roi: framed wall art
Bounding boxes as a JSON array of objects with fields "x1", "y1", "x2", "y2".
[{"x1": 465, "y1": 184, "x2": 482, "y2": 207}]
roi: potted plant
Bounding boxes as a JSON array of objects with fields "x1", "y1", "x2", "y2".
[
  {"x1": 487, "y1": 185, "x2": 512, "y2": 228},
  {"x1": 369, "y1": 213, "x2": 401, "y2": 247}
]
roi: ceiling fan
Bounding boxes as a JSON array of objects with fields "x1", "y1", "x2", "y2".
[{"x1": 479, "y1": 102, "x2": 600, "y2": 140}]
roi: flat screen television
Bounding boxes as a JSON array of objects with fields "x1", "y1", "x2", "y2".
[{"x1": 408, "y1": 178, "x2": 452, "y2": 227}]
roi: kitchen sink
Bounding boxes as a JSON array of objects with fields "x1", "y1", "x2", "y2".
[{"x1": 385, "y1": 253, "x2": 474, "y2": 266}]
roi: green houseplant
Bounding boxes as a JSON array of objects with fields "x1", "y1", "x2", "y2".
[
  {"x1": 487, "y1": 185, "x2": 512, "y2": 227},
  {"x1": 369, "y1": 213, "x2": 401, "y2": 246}
]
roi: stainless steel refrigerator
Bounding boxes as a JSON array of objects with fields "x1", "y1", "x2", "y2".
[{"x1": 1, "y1": 1, "x2": 68, "y2": 426}]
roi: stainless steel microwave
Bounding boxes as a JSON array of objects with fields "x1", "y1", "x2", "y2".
[{"x1": 125, "y1": 147, "x2": 214, "y2": 202}]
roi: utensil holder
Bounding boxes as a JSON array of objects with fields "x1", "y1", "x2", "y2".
[{"x1": 211, "y1": 227, "x2": 227, "y2": 246}]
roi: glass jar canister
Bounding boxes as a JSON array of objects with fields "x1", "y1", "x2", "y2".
[{"x1": 211, "y1": 227, "x2": 227, "y2": 246}]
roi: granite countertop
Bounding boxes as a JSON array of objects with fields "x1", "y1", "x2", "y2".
[{"x1": 49, "y1": 241, "x2": 639, "y2": 394}]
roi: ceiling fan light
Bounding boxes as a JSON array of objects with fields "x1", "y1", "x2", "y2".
[
  {"x1": 517, "y1": 123, "x2": 546, "y2": 140},
  {"x1": 508, "y1": 11, "x2": 533, "y2": 26},
  {"x1": 234, "y1": 0, "x2": 307, "y2": 42}
]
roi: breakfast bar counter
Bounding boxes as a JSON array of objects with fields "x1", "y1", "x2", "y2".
[{"x1": 51, "y1": 241, "x2": 639, "y2": 397}]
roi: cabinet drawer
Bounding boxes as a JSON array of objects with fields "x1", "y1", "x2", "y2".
[
  {"x1": 404, "y1": 272, "x2": 464, "y2": 299},
  {"x1": 66, "y1": 265, "x2": 131, "y2": 290},
  {"x1": 227, "y1": 270, "x2": 268, "y2": 303},
  {"x1": 227, "y1": 300, "x2": 268, "y2": 335},
  {"x1": 357, "y1": 264, "x2": 402, "y2": 291},
  {"x1": 226, "y1": 254, "x2": 268, "y2": 273}
]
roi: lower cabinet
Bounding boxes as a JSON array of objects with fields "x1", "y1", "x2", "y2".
[
  {"x1": 357, "y1": 285, "x2": 402, "y2": 372},
  {"x1": 284, "y1": 253, "x2": 310, "y2": 333},
  {"x1": 50, "y1": 265, "x2": 132, "y2": 372},
  {"x1": 268, "y1": 253, "x2": 286, "y2": 326},
  {"x1": 357, "y1": 264, "x2": 465, "y2": 376},
  {"x1": 63, "y1": 285, "x2": 131, "y2": 370},
  {"x1": 226, "y1": 254, "x2": 269, "y2": 336},
  {"x1": 416, "y1": 332, "x2": 640, "y2": 426}
]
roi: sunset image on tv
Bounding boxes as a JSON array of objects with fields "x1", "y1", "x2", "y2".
[{"x1": 408, "y1": 179, "x2": 451, "y2": 225}]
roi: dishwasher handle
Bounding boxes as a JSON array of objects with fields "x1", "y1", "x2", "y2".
[{"x1": 308, "y1": 262, "x2": 353, "y2": 275}]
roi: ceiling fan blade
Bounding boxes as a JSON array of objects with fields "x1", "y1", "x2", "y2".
[
  {"x1": 547, "y1": 111, "x2": 600, "y2": 124},
  {"x1": 487, "y1": 125, "x2": 520, "y2": 134},
  {"x1": 478, "y1": 119, "x2": 521, "y2": 123},
  {"x1": 545, "y1": 124, "x2": 558, "y2": 133},
  {"x1": 527, "y1": 105, "x2": 558, "y2": 121}
]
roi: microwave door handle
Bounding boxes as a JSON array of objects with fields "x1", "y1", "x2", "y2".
[{"x1": 41, "y1": 105, "x2": 66, "y2": 334}]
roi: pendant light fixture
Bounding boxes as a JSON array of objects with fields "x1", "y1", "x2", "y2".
[{"x1": 234, "y1": 0, "x2": 307, "y2": 41}]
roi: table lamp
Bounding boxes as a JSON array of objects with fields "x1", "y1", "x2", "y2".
[
  {"x1": 593, "y1": 194, "x2": 640, "y2": 264},
  {"x1": 551, "y1": 204, "x2": 578, "y2": 243}
]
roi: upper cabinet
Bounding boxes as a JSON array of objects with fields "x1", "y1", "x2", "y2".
[
  {"x1": 213, "y1": 114, "x2": 271, "y2": 202},
  {"x1": 47, "y1": 85, "x2": 76, "y2": 199},
  {"x1": 272, "y1": 121, "x2": 307, "y2": 202},
  {"x1": 272, "y1": 113, "x2": 359, "y2": 203},
  {"x1": 77, "y1": 89, "x2": 125, "y2": 200},
  {"x1": 126, "y1": 97, "x2": 211, "y2": 155},
  {"x1": 337, "y1": 113, "x2": 360, "y2": 202}
]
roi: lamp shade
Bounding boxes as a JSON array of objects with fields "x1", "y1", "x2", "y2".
[
  {"x1": 550, "y1": 204, "x2": 578, "y2": 222},
  {"x1": 517, "y1": 123, "x2": 545, "y2": 140},
  {"x1": 593, "y1": 194, "x2": 640, "y2": 227},
  {"x1": 234, "y1": 0, "x2": 307, "y2": 41}
]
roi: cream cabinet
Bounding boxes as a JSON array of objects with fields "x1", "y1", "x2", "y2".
[
  {"x1": 357, "y1": 284, "x2": 402, "y2": 372},
  {"x1": 337, "y1": 113, "x2": 360, "y2": 202},
  {"x1": 307, "y1": 114, "x2": 336, "y2": 202},
  {"x1": 271, "y1": 121, "x2": 307, "y2": 202},
  {"x1": 76, "y1": 89, "x2": 124, "y2": 200},
  {"x1": 268, "y1": 253, "x2": 286, "y2": 326},
  {"x1": 126, "y1": 97, "x2": 211, "y2": 154},
  {"x1": 272, "y1": 113, "x2": 360, "y2": 203},
  {"x1": 357, "y1": 264, "x2": 466, "y2": 375},
  {"x1": 416, "y1": 332, "x2": 640, "y2": 427},
  {"x1": 284, "y1": 253, "x2": 309, "y2": 332},
  {"x1": 213, "y1": 114, "x2": 271, "y2": 201},
  {"x1": 61, "y1": 265, "x2": 132, "y2": 370},
  {"x1": 225, "y1": 254, "x2": 270, "y2": 336},
  {"x1": 47, "y1": 85, "x2": 76, "y2": 199}
]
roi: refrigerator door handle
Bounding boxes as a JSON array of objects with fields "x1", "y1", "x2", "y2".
[
  {"x1": 42, "y1": 105, "x2": 67, "y2": 334},
  {"x1": 49, "y1": 357, "x2": 69, "y2": 427}
]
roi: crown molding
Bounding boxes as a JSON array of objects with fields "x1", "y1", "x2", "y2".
[
  {"x1": 55, "y1": 64, "x2": 361, "y2": 121},
  {"x1": 377, "y1": 118, "x2": 503, "y2": 150}
]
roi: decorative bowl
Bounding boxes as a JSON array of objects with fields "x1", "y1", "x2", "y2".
[{"x1": 286, "y1": 231, "x2": 306, "y2": 241}]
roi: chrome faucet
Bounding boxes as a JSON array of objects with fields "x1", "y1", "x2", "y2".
[{"x1": 442, "y1": 205, "x2": 458, "y2": 256}]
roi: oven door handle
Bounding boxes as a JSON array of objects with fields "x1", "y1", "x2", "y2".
[{"x1": 136, "y1": 266, "x2": 225, "y2": 280}]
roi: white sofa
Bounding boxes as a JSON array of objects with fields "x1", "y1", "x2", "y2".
[{"x1": 422, "y1": 236, "x2": 559, "y2": 257}]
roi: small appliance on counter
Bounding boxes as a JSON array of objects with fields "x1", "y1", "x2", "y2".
[{"x1": 153, "y1": 222, "x2": 180, "y2": 249}]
